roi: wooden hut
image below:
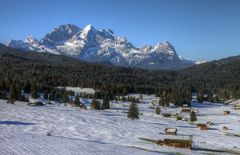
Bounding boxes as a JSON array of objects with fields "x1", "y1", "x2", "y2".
[
  {"x1": 196, "y1": 124, "x2": 208, "y2": 130},
  {"x1": 162, "y1": 113, "x2": 171, "y2": 117},
  {"x1": 183, "y1": 104, "x2": 189, "y2": 107},
  {"x1": 80, "y1": 103, "x2": 87, "y2": 110},
  {"x1": 222, "y1": 126, "x2": 229, "y2": 130},
  {"x1": 207, "y1": 121, "x2": 214, "y2": 125},
  {"x1": 165, "y1": 128, "x2": 177, "y2": 135},
  {"x1": 28, "y1": 98, "x2": 46, "y2": 106},
  {"x1": 158, "y1": 139, "x2": 192, "y2": 149},
  {"x1": 224, "y1": 111, "x2": 230, "y2": 115},
  {"x1": 181, "y1": 107, "x2": 191, "y2": 113},
  {"x1": 67, "y1": 101, "x2": 77, "y2": 107},
  {"x1": 7, "y1": 100, "x2": 15, "y2": 104},
  {"x1": 27, "y1": 102, "x2": 44, "y2": 106}
]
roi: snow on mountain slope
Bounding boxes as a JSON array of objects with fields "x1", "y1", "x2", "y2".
[
  {"x1": 41, "y1": 24, "x2": 81, "y2": 48},
  {"x1": 195, "y1": 60, "x2": 207, "y2": 65},
  {"x1": 7, "y1": 24, "x2": 194, "y2": 70}
]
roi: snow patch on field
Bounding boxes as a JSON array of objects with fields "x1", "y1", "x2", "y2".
[{"x1": 58, "y1": 87, "x2": 95, "y2": 95}]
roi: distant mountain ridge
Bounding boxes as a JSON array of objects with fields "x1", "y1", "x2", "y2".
[{"x1": 7, "y1": 24, "x2": 195, "y2": 70}]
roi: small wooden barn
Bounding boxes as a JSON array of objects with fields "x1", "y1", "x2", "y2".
[
  {"x1": 158, "y1": 138, "x2": 192, "y2": 149},
  {"x1": 207, "y1": 121, "x2": 214, "y2": 125},
  {"x1": 165, "y1": 128, "x2": 177, "y2": 135},
  {"x1": 28, "y1": 98, "x2": 46, "y2": 106},
  {"x1": 162, "y1": 113, "x2": 171, "y2": 117},
  {"x1": 80, "y1": 103, "x2": 87, "y2": 110},
  {"x1": 222, "y1": 126, "x2": 229, "y2": 130},
  {"x1": 67, "y1": 101, "x2": 77, "y2": 107},
  {"x1": 27, "y1": 102, "x2": 44, "y2": 106},
  {"x1": 7, "y1": 100, "x2": 15, "y2": 104},
  {"x1": 196, "y1": 124, "x2": 208, "y2": 130},
  {"x1": 181, "y1": 107, "x2": 191, "y2": 113},
  {"x1": 224, "y1": 111, "x2": 230, "y2": 115},
  {"x1": 183, "y1": 104, "x2": 189, "y2": 107}
]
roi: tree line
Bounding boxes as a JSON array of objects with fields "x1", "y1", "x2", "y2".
[{"x1": 1, "y1": 46, "x2": 240, "y2": 105}]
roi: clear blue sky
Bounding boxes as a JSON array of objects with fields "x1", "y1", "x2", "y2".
[{"x1": 1, "y1": 0, "x2": 240, "y2": 60}]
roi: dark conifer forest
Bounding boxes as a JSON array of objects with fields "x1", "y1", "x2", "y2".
[{"x1": 0, "y1": 44, "x2": 240, "y2": 105}]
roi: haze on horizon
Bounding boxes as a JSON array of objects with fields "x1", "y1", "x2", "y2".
[{"x1": 0, "y1": 0, "x2": 240, "y2": 61}]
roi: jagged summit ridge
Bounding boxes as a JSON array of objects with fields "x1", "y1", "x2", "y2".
[{"x1": 7, "y1": 24, "x2": 194, "y2": 70}]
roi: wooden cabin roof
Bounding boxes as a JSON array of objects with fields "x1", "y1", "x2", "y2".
[{"x1": 165, "y1": 128, "x2": 177, "y2": 133}]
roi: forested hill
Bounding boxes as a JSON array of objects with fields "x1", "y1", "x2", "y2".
[
  {"x1": 0, "y1": 45, "x2": 240, "y2": 102},
  {"x1": 176, "y1": 55, "x2": 240, "y2": 99},
  {"x1": 0, "y1": 46, "x2": 175, "y2": 95}
]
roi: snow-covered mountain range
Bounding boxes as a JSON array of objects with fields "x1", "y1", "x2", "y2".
[{"x1": 7, "y1": 24, "x2": 195, "y2": 70}]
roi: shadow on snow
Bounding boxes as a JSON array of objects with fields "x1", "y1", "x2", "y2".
[{"x1": 0, "y1": 121, "x2": 36, "y2": 125}]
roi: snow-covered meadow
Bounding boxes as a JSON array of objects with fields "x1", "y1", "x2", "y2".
[{"x1": 0, "y1": 94, "x2": 240, "y2": 155}]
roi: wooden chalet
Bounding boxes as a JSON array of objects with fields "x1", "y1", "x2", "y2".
[
  {"x1": 157, "y1": 138, "x2": 192, "y2": 149},
  {"x1": 207, "y1": 121, "x2": 214, "y2": 125},
  {"x1": 222, "y1": 126, "x2": 229, "y2": 130},
  {"x1": 165, "y1": 128, "x2": 177, "y2": 135},
  {"x1": 181, "y1": 107, "x2": 191, "y2": 113},
  {"x1": 80, "y1": 103, "x2": 87, "y2": 110},
  {"x1": 67, "y1": 101, "x2": 77, "y2": 107},
  {"x1": 196, "y1": 124, "x2": 208, "y2": 130},
  {"x1": 27, "y1": 101, "x2": 44, "y2": 106},
  {"x1": 162, "y1": 113, "x2": 171, "y2": 117},
  {"x1": 224, "y1": 110, "x2": 230, "y2": 115}
]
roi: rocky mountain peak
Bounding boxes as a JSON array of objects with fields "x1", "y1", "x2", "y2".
[
  {"x1": 6, "y1": 24, "x2": 194, "y2": 70},
  {"x1": 40, "y1": 24, "x2": 81, "y2": 47}
]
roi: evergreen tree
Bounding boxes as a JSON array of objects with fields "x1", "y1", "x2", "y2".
[
  {"x1": 15, "y1": 82, "x2": 22, "y2": 98},
  {"x1": 197, "y1": 93, "x2": 203, "y2": 103},
  {"x1": 207, "y1": 92, "x2": 214, "y2": 102},
  {"x1": 43, "y1": 90, "x2": 49, "y2": 99},
  {"x1": 55, "y1": 90, "x2": 61, "y2": 102},
  {"x1": 23, "y1": 81, "x2": 31, "y2": 93},
  {"x1": 127, "y1": 96, "x2": 130, "y2": 102},
  {"x1": 31, "y1": 84, "x2": 38, "y2": 99},
  {"x1": 9, "y1": 83, "x2": 18, "y2": 101},
  {"x1": 62, "y1": 91, "x2": 69, "y2": 103},
  {"x1": 190, "y1": 111, "x2": 197, "y2": 123},
  {"x1": 140, "y1": 94, "x2": 143, "y2": 100},
  {"x1": 0, "y1": 91, "x2": 6, "y2": 99},
  {"x1": 91, "y1": 99, "x2": 100, "y2": 109},
  {"x1": 74, "y1": 96, "x2": 80, "y2": 106},
  {"x1": 49, "y1": 89, "x2": 56, "y2": 101},
  {"x1": 213, "y1": 95, "x2": 221, "y2": 103},
  {"x1": 0, "y1": 78, "x2": 5, "y2": 91},
  {"x1": 135, "y1": 98, "x2": 140, "y2": 103},
  {"x1": 183, "y1": 98, "x2": 190, "y2": 107},
  {"x1": 102, "y1": 95, "x2": 110, "y2": 109},
  {"x1": 155, "y1": 106, "x2": 161, "y2": 115},
  {"x1": 127, "y1": 102, "x2": 139, "y2": 120},
  {"x1": 4, "y1": 79, "x2": 11, "y2": 92},
  {"x1": 159, "y1": 99, "x2": 165, "y2": 107},
  {"x1": 121, "y1": 96, "x2": 127, "y2": 102},
  {"x1": 165, "y1": 101, "x2": 170, "y2": 107}
]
